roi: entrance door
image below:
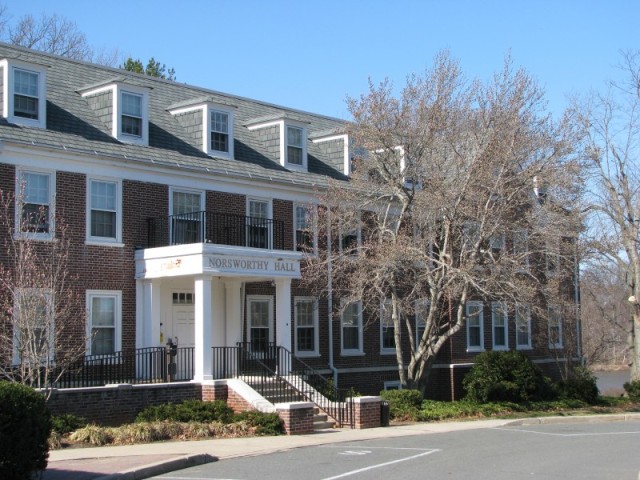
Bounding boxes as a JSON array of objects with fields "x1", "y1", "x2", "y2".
[
  {"x1": 247, "y1": 296, "x2": 273, "y2": 353},
  {"x1": 171, "y1": 292, "x2": 195, "y2": 380}
]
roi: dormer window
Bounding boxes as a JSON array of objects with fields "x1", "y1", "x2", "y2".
[
  {"x1": 1, "y1": 59, "x2": 47, "y2": 128},
  {"x1": 210, "y1": 110, "x2": 230, "y2": 153},
  {"x1": 121, "y1": 92, "x2": 143, "y2": 137},
  {"x1": 168, "y1": 99, "x2": 235, "y2": 159},
  {"x1": 287, "y1": 126, "x2": 304, "y2": 166},
  {"x1": 79, "y1": 81, "x2": 149, "y2": 146}
]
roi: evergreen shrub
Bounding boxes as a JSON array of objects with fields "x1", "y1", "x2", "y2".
[
  {"x1": 0, "y1": 382, "x2": 52, "y2": 480},
  {"x1": 558, "y1": 367, "x2": 599, "y2": 404},
  {"x1": 623, "y1": 380, "x2": 640, "y2": 400}
]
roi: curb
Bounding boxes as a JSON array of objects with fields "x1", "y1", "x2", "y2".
[
  {"x1": 506, "y1": 413, "x2": 640, "y2": 426},
  {"x1": 94, "y1": 453, "x2": 217, "y2": 480}
]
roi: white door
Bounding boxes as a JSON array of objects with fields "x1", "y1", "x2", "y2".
[
  {"x1": 171, "y1": 292, "x2": 195, "y2": 379},
  {"x1": 247, "y1": 295, "x2": 273, "y2": 353}
]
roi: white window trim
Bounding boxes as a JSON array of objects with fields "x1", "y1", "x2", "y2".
[
  {"x1": 14, "y1": 167, "x2": 55, "y2": 241},
  {"x1": 12, "y1": 288, "x2": 54, "y2": 365},
  {"x1": 86, "y1": 177, "x2": 123, "y2": 246},
  {"x1": 169, "y1": 186, "x2": 206, "y2": 215},
  {"x1": 341, "y1": 300, "x2": 364, "y2": 356},
  {"x1": 247, "y1": 197, "x2": 272, "y2": 249},
  {"x1": 206, "y1": 106, "x2": 234, "y2": 159},
  {"x1": 86, "y1": 290, "x2": 122, "y2": 356},
  {"x1": 380, "y1": 300, "x2": 395, "y2": 355},
  {"x1": 80, "y1": 83, "x2": 149, "y2": 146},
  {"x1": 548, "y1": 306, "x2": 564, "y2": 349},
  {"x1": 246, "y1": 295, "x2": 274, "y2": 347},
  {"x1": 294, "y1": 296, "x2": 319, "y2": 357},
  {"x1": 293, "y1": 203, "x2": 317, "y2": 254},
  {"x1": 466, "y1": 301, "x2": 484, "y2": 352},
  {"x1": 383, "y1": 380, "x2": 402, "y2": 390},
  {"x1": 0, "y1": 59, "x2": 47, "y2": 128},
  {"x1": 284, "y1": 123, "x2": 308, "y2": 170},
  {"x1": 491, "y1": 301, "x2": 509, "y2": 350},
  {"x1": 515, "y1": 303, "x2": 532, "y2": 350}
]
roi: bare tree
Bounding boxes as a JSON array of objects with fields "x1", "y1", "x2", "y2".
[
  {"x1": 0, "y1": 190, "x2": 86, "y2": 396},
  {"x1": 578, "y1": 50, "x2": 640, "y2": 381},
  {"x1": 304, "y1": 53, "x2": 582, "y2": 393}
]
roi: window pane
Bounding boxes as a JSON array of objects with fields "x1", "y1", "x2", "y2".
[
  {"x1": 122, "y1": 92, "x2": 142, "y2": 116},
  {"x1": 91, "y1": 328, "x2": 115, "y2": 355},
  {"x1": 211, "y1": 111, "x2": 228, "y2": 133},
  {"x1": 14, "y1": 69, "x2": 38, "y2": 96},
  {"x1": 92, "y1": 297, "x2": 115, "y2": 326},
  {"x1": 297, "y1": 327, "x2": 314, "y2": 352},
  {"x1": 91, "y1": 181, "x2": 116, "y2": 210},
  {"x1": 173, "y1": 191, "x2": 201, "y2": 215},
  {"x1": 249, "y1": 200, "x2": 268, "y2": 218},
  {"x1": 343, "y1": 326, "x2": 359, "y2": 350},
  {"x1": 287, "y1": 126, "x2": 302, "y2": 147},
  {"x1": 122, "y1": 115, "x2": 142, "y2": 136},
  {"x1": 211, "y1": 131, "x2": 229, "y2": 152},
  {"x1": 23, "y1": 173, "x2": 49, "y2": 204}
]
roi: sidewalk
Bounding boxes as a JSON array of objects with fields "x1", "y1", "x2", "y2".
[{"x1": 43, "y1": 413, "x2": 640, "y2": 480}]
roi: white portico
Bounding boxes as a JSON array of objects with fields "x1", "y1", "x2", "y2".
[{"x1": 135, "y1": 243, "x2": 302, "y2": 381}]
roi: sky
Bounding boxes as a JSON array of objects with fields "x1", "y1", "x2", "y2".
[{"x1": 3, "y1": 0, "x2": 639, "y2": 121}]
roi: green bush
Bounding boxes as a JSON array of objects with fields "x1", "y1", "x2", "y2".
[
  {"x1": 233, "y1": 411, "x2": 285, "y2": 435},
  {"x1": 135, "y1": 400, "x2": 234, "y2": 424},
  {"x1": 623, "y1": 380, "x2": 640, "y2": 400},
  {"x1": 380, "y1": 389, "x2": 423, "y2": 420},
  {"x1": 463, "y1": 350, "x2": 556, "y2": 403},
  {"x1": 0, "y1": 382, "x2": 52, "y2": 480},
  {"x1": 558, "y1": 367, "x2": 599, "y2": 404},
  {"x1": 52, "y1": 413, "x2": 87, "y2": 435}
]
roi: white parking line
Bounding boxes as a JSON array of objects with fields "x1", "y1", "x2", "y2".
[{"x1": 320, "y1": 448, "x2": 440, "y2": 480}]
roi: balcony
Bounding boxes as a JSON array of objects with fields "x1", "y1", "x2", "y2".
[{"x1": 146, "y1": 211, "x2": 285, "y2": 250}]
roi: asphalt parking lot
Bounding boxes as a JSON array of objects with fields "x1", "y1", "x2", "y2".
[{"x1": 152, "y1": 420, "x2": 640, "y2": 480}]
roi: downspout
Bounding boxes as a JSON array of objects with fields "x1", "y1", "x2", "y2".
[
  {"x1": 575, "y1": 246, "x2": 582, "y2": 364},
  {"x1": 327, "y1": 208, "x2": 338, "y2": 387}
]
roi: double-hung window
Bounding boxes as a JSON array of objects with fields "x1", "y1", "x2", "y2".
[
  {"x1": 286, "y1": 126, "x2": 304, "y2": 166},
  {"x1": 491, "y1": 302, "x2": 508, "y2": 350},
  {"x1": 248, "y1": 199, "x2": 270, "y2": 249},
  {"x1": 380, "y1": 300, "x2": 395, "y2": 353},
  {"x1": 87, "y1": 291, "x2": 121, "y2": 356},
  {"x1": 513, "y1": 229, "x2": 529, "y2": 270},
  {"x1": 88, "y1": 179, "x2": 121, "y2": 243},
  {"x1": 294, "y1": 204, "x2": 315, "y2": 251},
  {"x1": 171, "y1": 190, "x2": 203, "y2": 244},
  {"x1": 210, "y1": 110, "x2": 230, "y2": 153},
  {"x1": 341, "y1": 301, "x2": 363, "y2": 354},
  {"x1": 13, "y1": 289, "x2": 53, "y2": 366},
  {"x1": 466, "y1": 301, "x2": 484, "y2": 352},
  {"x1": 515, "y1": 303, "x2": 532, "y2": 349},
  {"x1": 18, "y1": 170, "x2": 53, "y2": 238},
  {"x1": 121, "y1": 92, "x2": 143, "y2": 137},
  {"x1": 295, "y1": 297, "x2": 318, "y2": 356},
  {"x1": 14, "y1": 68, "x2": 39, "y2": 120}
]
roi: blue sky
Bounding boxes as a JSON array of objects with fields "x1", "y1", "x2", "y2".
[{"x1": 4, "y1": 1, "x2": 638, "y2": 120}]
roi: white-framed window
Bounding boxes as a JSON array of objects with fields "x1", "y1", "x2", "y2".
[
  {"x1": 15, "y1": 169, "x2": 55, "y2": 240},
  {"x1": 294, "y1": 204, "x2": 316, "y2": 252},
  {"x1": 339, "y1": 212, "x2": 361, "y2": 255},
  {"x1": 286, "y1": 125, "x2": 305, "y2": 167},
  {"x1": 0, "y1": 60, "x2": 47, "y2": 128},
  {"x1": 87, "y1": 178, "x2": 122, "y2": 244},
  {"x1": 466, "y1": 301, "x2": 484, "y2": 352},
  {"x1": 86, "y1": 291, "x2": 122, "y2": 356},
  {"x1": 121, "y1": 91, "x2": 143, "y2": 138},
  {"x1": 491, "y1": 301, "x2": 508, "y2": 350},
  {"x1": 415, "y1": 300, "x2": 429, "y2": 349},
  {"x1": 12, "y1": 288, "x2": 54, "y2": 366},
  {"x1": 513, "y1": 229, "x2": 529, "y2": 270},
  {"x1": 384, "y1": 380, "x2": 402, "y2": 390},
  {"x1": 247, "y1": 295, "x2": 274, "y2": 353},
  {"x1": 210, "y1": 109, "x2": 230, "y2": 154},
  {"x1": 170, "y1": 188, "x2": 204, "y2": 244},
  {"x1": 294, "y1": 297, "x2": 319, "y2": 356},
  {"x1": 548, "y1": 305, "x2": 563, "y2": 349},
  {"x1": 341, "y1": 301, "x2": 363, "y2": 355},
  {"x1": 247, "y1": 198, "x2": 271, "y2": 249},
  {"x1": 380, "y1": 300, "x2": 395, "y2": 354},
  {"x1": 515, "y1": 303, "x2": 532, "y2": 349}
]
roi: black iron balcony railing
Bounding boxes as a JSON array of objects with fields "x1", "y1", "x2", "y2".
[{"x1": 146, "y1": 211, "x2": 285, "y2": 250}]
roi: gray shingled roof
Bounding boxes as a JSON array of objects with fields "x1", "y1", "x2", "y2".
[{"x1": 0, "y1": 43, "x2": 349, "y2": 188}]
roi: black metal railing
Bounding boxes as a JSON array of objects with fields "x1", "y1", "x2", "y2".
[
  {"x1": 54, "y1": 346, "x2": 194, "y2": 389},
  {"x1": 211, "y1": 344, "x2": 354, "y2": 428},
  {"x1": 146, "y1": 211, "x2": 285, "y2": 250}
]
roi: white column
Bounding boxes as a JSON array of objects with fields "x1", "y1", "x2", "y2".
[
  {"x1": 135, "y1": 279, "x2": 144, "y2": 349},
  {"x1": 275, "y1": 278, "x2": 292, "y2": 352},
  {"x1": 211, "y1": 278, "x2": 226, "y2": 347},
  {"x1": 142, "y1": 279, "x2": 162, "y2": 347},
  {"x1": 194, "y1": 275, "x2": 213, "y2": 382},
  {"x1": 225, "y1": 280, "x2": 243, "y2": 347}
]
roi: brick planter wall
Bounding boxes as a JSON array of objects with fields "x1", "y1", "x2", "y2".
[
  {"x1": 353, "y1": 396, "x2": 382, "y2": 429},
  {"x1": 45, "y1": 382, "x2": 202, "y2": 426},
  {"x1": 276, "y1": 402, "x2": 315, "y2": 435}
]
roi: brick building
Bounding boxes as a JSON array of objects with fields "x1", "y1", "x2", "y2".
[{"x1": 0, "y1": 43, "x2": 579, "y2": 402}]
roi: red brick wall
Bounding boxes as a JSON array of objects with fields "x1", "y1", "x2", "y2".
[
  {"x1": 353, "y1": 397, "x2": 381, "y2": 429},
  {"x1": 276, "y1": 403, "x2": 314, "y2": 435}
]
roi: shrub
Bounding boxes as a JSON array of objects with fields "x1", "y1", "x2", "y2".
[
  {"x1": 623, "y1": 380, "x2": 640, "y2": 400},
  {"x1": 52, "y1": 413, "x2": 87, "y2": 435},
  {"x1": 135, "y1": 400, "x2": 234, "y2": 423},
  {"x1": 463, "y1": 350, "x2": 556, "y2": 403},
  {"x1": 380, "y1": 389, "x2": 423, "y2": 420},
  {"x1": 233, "y1": 411, "x2": 285, "y2": 435},
  {"x1": 558, "y1": 367, "x2": 599, "y2": 404},
  {"x1": 0, "y1": 382, "x2": 52, "y2": 480},
  {"x1": 69, "y1": 424, "x2": 112, "y2": 446}
]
